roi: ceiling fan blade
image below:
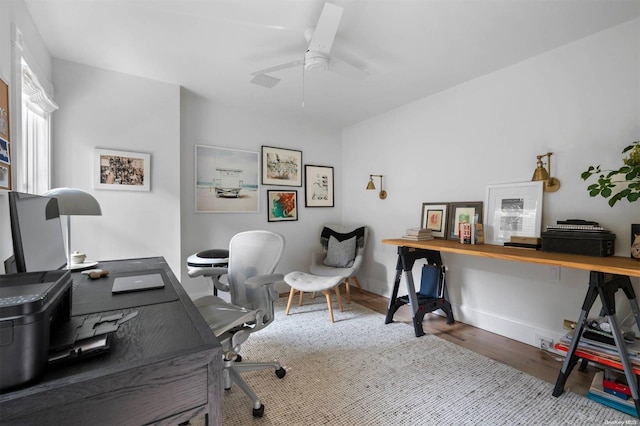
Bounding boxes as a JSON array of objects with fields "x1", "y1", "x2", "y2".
[
  {"x1": 250, "y1": 59, "x2": 304, "y2": 76},
  {"x1": 307, "y1": 3, "x2": 343, "y2": 55},
  {"x1": 330, "y1": 56, "x2": 367, "y2": 80}
]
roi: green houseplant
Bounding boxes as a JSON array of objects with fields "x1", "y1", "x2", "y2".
[{"x1": 581, "y1": 141, "x2": 640, "y2": 207}]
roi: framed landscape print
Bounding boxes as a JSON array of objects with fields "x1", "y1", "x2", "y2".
[
  {"x1": 447, "y1": 201, "x2": 483, "y2": 241},
  {"x1": 267, "y1": 190, "x2": 298, "y2": 222},
  {"x1": 484, "y1": 181, "x2": 543, "y2": 245},
  {"x1": 305, "y1": 165, "x2": 334, "y2": 207},
  {"x1": 421, "y1": 202, "x2": 449, "y2": 238},
  {"x1": 94, "y1": 149, "x2": 150, "y2": 191},
  {"x1": 195, "y1": 145, "x2": 259, "y2": 213},
  {"x1": 261, "y1": 146, "x2": 302, "y2": 186}
]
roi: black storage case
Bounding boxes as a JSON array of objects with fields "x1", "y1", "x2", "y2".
[
  {"x1": 0, "y1": 270, "x2": 71, "y2": 391},
  {"x1": 541, "y1": 231, "x2": 616, "y2": 257}
]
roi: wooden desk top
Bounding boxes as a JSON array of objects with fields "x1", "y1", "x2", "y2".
[{"x1": 382, "y1": 238, "x2": 640, "y2": 277}]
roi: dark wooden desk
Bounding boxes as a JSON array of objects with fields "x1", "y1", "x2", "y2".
[{"x1": 0, "y1": 257, "x2": 222, "y2": 425}]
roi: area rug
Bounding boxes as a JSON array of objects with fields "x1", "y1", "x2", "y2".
[{"x1": 210, "y1": 296, "x2": 634, "y2": 425}]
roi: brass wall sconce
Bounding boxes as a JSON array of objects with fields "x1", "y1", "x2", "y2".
[
  {"x1": 531, "y1": 152, "x2": 560, "y2": 192},
  {"x1": 366, "y1": 174, "x2": 387, "y2": 199}
]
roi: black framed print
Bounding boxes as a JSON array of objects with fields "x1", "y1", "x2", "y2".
[
  {"x1": 305, "y1": 165, "x2": 334, "y2": 207},
  {"x1": 261, "y1": 146, "x2": 302, "y2": 186},
  {"x1": 267, "y1": 190, "x2": 298, "y2": 221}
]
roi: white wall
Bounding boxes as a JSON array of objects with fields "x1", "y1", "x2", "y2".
[
  {"x1": 179, "y1": 90, "x2": 342, "y2": 297},
  {"x1": 342, "y1": 19, "x2": 640, "y2": 346},
  {"x1": 0, "y1": 0, "x2": 53, "y2": 271},
  {"x1": 51, "y1": 59, "x2": 182, "y2": 274}
]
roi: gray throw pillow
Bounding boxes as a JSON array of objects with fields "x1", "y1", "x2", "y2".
[{"x1": 323, "y1": 235, "x2": 357, "y2": 268}]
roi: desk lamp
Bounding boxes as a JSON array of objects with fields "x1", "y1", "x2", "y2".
[{"x1": 43, "y1": 187, "x2": 102, "y2": 269}]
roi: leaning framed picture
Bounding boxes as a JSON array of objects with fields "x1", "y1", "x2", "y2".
[
  {"x1": 305, "y1": 165, "x2": 334, "y2": 207},
  {"x1": 261, "y1": 146, "x2": 302, "y2": 186},
  {"x1": 421, "y1": 202, "x2": 449, "y2": 238},
  {"x1": 195, "y1": 145, "x2": 259, "y2": 213},
  {"x1": 267, "y1": 190, "x2": 298, "y2": 222},
  {"x1": 94, "y1": 149, "x2": 150, "y2": 191},
  {"x1": 447, "y1": 201, "x2": 483, "y2": 241},
  {"x1": 484, "y1": 181, "x2": 543, "y2": 245}
]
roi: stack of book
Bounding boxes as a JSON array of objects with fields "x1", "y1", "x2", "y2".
[
  {"x1": 401, "y1": 228, "x2": 433, "y2": 241},
  {"x1": 557, "y1": 324, "x2": 640, "y2": 415},
  {"x1": 545, "y1": 219, "x2": 608, "y2": 233},
  {"x1": 587, "y1": 370, "x2": 637, "y2": 417}
]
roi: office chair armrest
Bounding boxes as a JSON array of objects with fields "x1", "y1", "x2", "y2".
[
  {"x1": 187, "y1": 266, "x2": 228, "y2": 278},
  {"x1": 188, "y1": 267, "x2": 230, "y2": 292},
  {"x1": 244, "y1": 273, "x2": 284, "y2": 288}
]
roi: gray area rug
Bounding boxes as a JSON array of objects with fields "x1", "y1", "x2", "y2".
[{"x1": 205, "y1": 296, "x2": 635, "y2": 425}]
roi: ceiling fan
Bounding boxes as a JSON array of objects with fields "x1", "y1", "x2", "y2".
[{"x1": 249, "y1": 2, "x2": 366, "y2": 89}]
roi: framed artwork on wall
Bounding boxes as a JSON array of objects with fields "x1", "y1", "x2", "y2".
[
  {"x1": 94, "y1": 149, "x2": 150, "y2": 191},
  {"x1": 484, "y1": 181, "x2": 543, "y2": 245},
  {"x1": 261, "y1": 146, "x2": 302, "y2": 186},
  {"x1": 267, "y1": 190, "x2": 298, "y2": 222},
  {"x1": 421, "y1": 202, "x2": 449, "y2": 239},
  {"x1": 0, "y1": 79, "x2": 11, "y2": 191},
  {"x1": 305, "y1": 165, "x2": 334, "y2": 207},
  {"x1": 195, "y1": 145, "x2": 259, "y2": 213},
  {"x1": 447, "y1": 201, "x2": 484, "y2": 241},
  {"x1": 0, "y1": 79, "x2": 9, "y2": 141}
]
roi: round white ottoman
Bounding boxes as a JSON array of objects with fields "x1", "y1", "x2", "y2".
[{"x1": 284, "y1": 272, "x2": 345, "y2": 323}]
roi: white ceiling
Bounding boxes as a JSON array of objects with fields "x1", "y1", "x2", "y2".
[{"x1": 24, "y1": 0, "x2": 640, "y2": 129}]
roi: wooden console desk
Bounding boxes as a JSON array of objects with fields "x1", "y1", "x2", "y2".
[
  {"x1": 0, "y1": 257, "x2": 222, "y2": 425},
  {"x1": 383, "y1": 238, "x2": 640, "y2": 416}
]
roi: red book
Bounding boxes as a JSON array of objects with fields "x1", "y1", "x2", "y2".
[{"x1": 603, "y1": 378, "x2": 633, "y2": 397}]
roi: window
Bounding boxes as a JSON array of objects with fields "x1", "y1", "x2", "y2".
[{"x1": 19, "y1": 58, "x2": 57, "y2": 194}]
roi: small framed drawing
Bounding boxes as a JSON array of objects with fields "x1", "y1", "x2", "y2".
[
  {"x1": 484, "y1": 181, "x2": 543, "y2": 245},
  {"x1": 305, "y1": 165, "x2": 334, "y2": 207},
  {"x1": 94, "y1": 149, "x2": 150, "y2": 191},
  {"x1": 421, "y1": 202, "x2": 449, "y2": 238},
  {"x1": 267, "y1": 190, "x2": 298, "y2": 222},
  {"x1": 447, "y1": 201, "x2": 483, "y2": 241},
  {"x1": 261, "y1": 146, "x2": 302, "y2": 186}
]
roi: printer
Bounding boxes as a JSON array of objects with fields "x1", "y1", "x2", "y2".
[{"x1": 0, "y1": 270, "x2": 71, "y2": 391}]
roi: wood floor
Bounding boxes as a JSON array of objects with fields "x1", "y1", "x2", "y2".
[{"x1": 348, "y1": 288, "x2": 596, "y2": 397}]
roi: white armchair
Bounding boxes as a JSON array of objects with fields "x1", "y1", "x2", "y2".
[{"x1": 309, "y1": 224, "x2": 368, "y2": 303}]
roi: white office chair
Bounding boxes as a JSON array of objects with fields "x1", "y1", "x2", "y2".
[
  {"x1": 188, "y1": 230, "x2": 286, "y2": 418},
  {"x1": 309, "y1": 224, "x2": 368, "y2": 303}
]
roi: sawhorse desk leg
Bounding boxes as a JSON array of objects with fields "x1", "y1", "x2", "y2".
[
  {"x1": 552, "y1": 272, "x2": 640, "y2": 418},
  {"x1": 385, "y1": 246, "x2": 454, "y2": 337}
]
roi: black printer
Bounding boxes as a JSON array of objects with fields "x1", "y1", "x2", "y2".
[{"x1": 0, "y1": 270, "x2": 71, "y2": 391}]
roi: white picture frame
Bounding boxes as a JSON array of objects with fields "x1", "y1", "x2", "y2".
[
  {"x1": 94, "y1": 149, "x2": 150, "y2": 191},
  {"x1": 484, "y1": 181, "x2": 544, "y2": 245},
  {"x1": 195, "y1": 145, "x2": 259, "y2": 213}
]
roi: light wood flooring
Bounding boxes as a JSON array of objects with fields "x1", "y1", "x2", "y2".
[{"x1": 347, "y1": 288, "x2": 596, "y2": 397}]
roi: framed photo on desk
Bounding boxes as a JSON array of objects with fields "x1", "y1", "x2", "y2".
[
  {"x1": 421, "y1": 202, "x2": 449, "y2": 238},
  {"x1": 447, "y1": 202, "x2": 483, "y2": 241},
  {"x1": 484, "y1": 181, "x2": 543, "y2": 245}
]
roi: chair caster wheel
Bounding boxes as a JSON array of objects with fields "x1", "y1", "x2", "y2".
[
  {"x1": 252, "y1": 404, "x2": 265, "y2": 418},
  {"x1": 235, "y1": 354, "x2": 242, "y2": 362},
  {"x1": 275, "y1": 367, "x2": 286, "y2": 379}
]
